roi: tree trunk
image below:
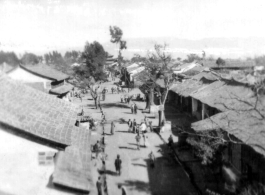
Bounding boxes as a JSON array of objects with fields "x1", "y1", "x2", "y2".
[
  {"x1": 94, "y1": 97, "x2": 98, "y2": 109},
  {"x1": 146, "y1": 88, "x2": 155, "y2": 110},
  {"x1": 158, "y1": 88, "x2": 169, "y2": 126}
]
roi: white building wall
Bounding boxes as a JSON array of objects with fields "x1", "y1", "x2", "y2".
[
  {"x1": 8, "y1": 67, "x2": 51, "y2": 89},
  {"x1": 0, "y1": 127, "x2": 70, "y2": 195}
]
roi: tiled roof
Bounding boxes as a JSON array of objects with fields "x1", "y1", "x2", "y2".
[
  {"x1": 25, "y1": 82, "x2": 47, "y2": 93},
  {"x1": 0, "y1": 72, "x2": 93, "y2": 192},
  {"x1": 53, "y1": 145, "x2": 92, "y2": 192},
  {"x1": 192, "y1": 110, "x2": 265, "y2": 156},
  {"x1": 49, "y1": 84, "x2": 74, "y2": 95},
  {"x1": 21, "y1": 64, "x2": 69, "y2": 81},
  {"x1": 0, "y1": 72, "x2": 78, "y2": 145}
]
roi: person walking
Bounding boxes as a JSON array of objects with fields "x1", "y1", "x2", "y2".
[
  {"x1": 118, "y1": 184, "x2": 127, "y2": 195},
  {"x1": 132, "y1": 119, "x2": 137, "y2": 133},
  {"x1": 142, "y1": 133, "x2": 147, "y2": 147},
  {"x1": 135, "y1": 133, "x2": 141, "y2": 150},
  {"x1": 110, "y1": 121, "x2": 115, "y2": 135},
  {"x1": 149, "y1": 151, "x2": 156, "y2": 168},
  {"x1": 128, "y1": 119, "x2": 132, "y2": 132},
  {"x1": 144, "y1": 116, "x2": 149, "y2": 126},
  {"x1": 96, "y1": 176, "x2": 102, "y2": 195},
  {"x1": 134, "y1": 103, "x2": 138, "y2": 114},
  {"x1": 149, "y1": 121, "x2": 153, "y2": 132},
  {"x1": 140, "y1": 122, "x2": 147, "y2": 133},
  {"x1": 94, "y1": 141, "x2": 101, "y2": 159},
  {"x1": 102, "y1": 174, "x2": 108, "y2": 194},
  {"x1": 115, "y1": 154, "x2": 122, "y2": 175},
  {"x1": 130, "y1": 104, "x2": 134, "y2": 114}
]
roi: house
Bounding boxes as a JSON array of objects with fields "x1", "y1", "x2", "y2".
[
  {"x1": 7, "y1": 64, "x2": 71, "y2": 96},
  {"x1": 0, "y1": 72, "x2": 92, "y2": 194},
  {"x1": 167, "y1": 68, "x2": 265, "y2": 193},
  {"x1": 168, "y1": 70, "x2": 220, "y2": 121}
]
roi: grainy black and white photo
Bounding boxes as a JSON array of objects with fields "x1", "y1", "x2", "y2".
[{"x1": 0, "y1": 0, "x2": 265, "y2": 194}]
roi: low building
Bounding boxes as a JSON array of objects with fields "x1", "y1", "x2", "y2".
[
  {"x1": 7, "y1": 64, "x2": 71, "y2": 97},
  {"x1": 167, "y1": 68, "x2": 265, "y2": 193},
  {"x1": 0, "y1": 72, "x2": 92, "y2": 194}
]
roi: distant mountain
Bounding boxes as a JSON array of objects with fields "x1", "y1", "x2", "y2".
[
  {"x1": 103, "y1": 37, "x2": 265, "y2": 59},
  {"x1": 11, "y1": 37, "x2": 265, "y2": 60}
]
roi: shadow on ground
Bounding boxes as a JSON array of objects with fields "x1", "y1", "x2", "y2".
[
  {"x1": 119, "y1": 146, "x2": 138, "y2": 150},
  {"x1": 117, "y1": 180, "x2": 150, "y2": 194},
  {"x1": 98, "y1": 169, "x2": 117, "y2": 176},
  {"x1": 101, "y1": 103, "x2": 130, "y2": 109}
]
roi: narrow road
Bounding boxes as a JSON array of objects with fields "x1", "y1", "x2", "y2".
[{"x1": 73, "y1": 79, "x2": 197, "y2": 195}]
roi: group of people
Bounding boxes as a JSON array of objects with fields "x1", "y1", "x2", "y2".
[
  {"x1": 120, "y1": 95, "x2": 131, "y2": 104},
  {"x1": 130, "y1": 103, "x2": 138, "y2": 114},
  {"x1": 127, "y1": 116, "x2": 153, "y2": 134},
  {"x1": 96, "y1": 153, "x2": 124, "y2": 195}
]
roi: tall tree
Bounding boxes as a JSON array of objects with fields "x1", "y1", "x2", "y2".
[
  {"x1": 0, "y1": 51, "x2": 20, "y2": 65},
  {"x1": 183, "y1": 53, "x2": 202, "y2": 63},
  {"x1": 21, "y1": 52, "x2": 39, "y2": 65},
  {"x1": 72, "y1": 41, "x2": 107, "y2": 109},
  {"x1": 109, "y1": 26, "x2": 127, "y2": 68},
  {"x1": 216, "y1": 57, "x2": 226, "y2": 66},
  {"x1": 64, "y1": 50, "x2": 81, "y2": 65},
  {"x1": 136, "y1": 44, "x2": 175, "y2": 125}
]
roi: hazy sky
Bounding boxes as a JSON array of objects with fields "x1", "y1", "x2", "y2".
[{"x1": 0, "y1": 0, "x2": 265, "y2": 54}]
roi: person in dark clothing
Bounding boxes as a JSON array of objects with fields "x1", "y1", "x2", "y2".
[
  {"x1": 149, "y1": 151, "x2": 155, "y2": 168},
  {"x1": 96, "y1": 176, "x2": 102, "y2": 195},
  {"x1": 118, "y1": 184, "x2": 127, "y2": 195},
  {"x1": 110, "y1": 121, "x2": 115, "y2": 135},
  {"x1": 128, "y1": 119, "x2": 132, "y2": 132},
  {"x1": 168, "y1": 135, "x2": 174, "y2": 148},
  {"x1": 133, "y1": 103, "x2": 138, "y2": 114},
  {"x1": 115, "y1": 155, "x2": 122, "y2": 175},
  {"x1": 130, "y1": 104, "x2": 134, "y2": 114},
  {"x1": 135, "y1": 133, "x2": 141, "y2": 150},
  {"x1": 132, "y1": 119, "x2": 137, "y2": 133},
  {"x1": 149, "y1": 121, "x2": 153, "y2": 132}
]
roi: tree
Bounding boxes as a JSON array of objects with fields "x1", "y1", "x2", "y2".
[
  {"x1": 183, "y1": 53, "x2": 201, "y2": 63},
  {"x1": 21, "y1": 52, "x2": 40, "y2": 65},
  {"x1": 136, "y1": 44, "x2": 175, "y2": 126},
  {"x1": 0, "y1": 51, "x2": 20, "y2": 65},
  {"x1": 44, "y1": 51, "x2": 65, "y2": 65},
  {"x1": 109, "y1": 26, "x2": 127, "y2": 68},
  {"x1": 216, "y1": 57, "x2": 226, "y2": 66},
  {"x1": 64, "y1": 50, "x2": 81, "y2": 65},
  {"x1": 72, "y1": 41, "x2": 108, "y2": 109}
]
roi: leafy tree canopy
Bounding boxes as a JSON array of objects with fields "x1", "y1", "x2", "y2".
[
  {"x1": 0, "y1": 51, "x2": 20, "y2": 65},
  {"x1": 64, "y1": 50, "x2": 81, "y2": 64},
  {"x1": 109, "y1": 26, "x2": 127, "y2": 67},
  {"x1": 21, "y1": 52, "x2": 40, "y2": 65},
  {"x1": 73, "y1": 41, "x2": 107, "y2": 82},
  {"x1": 183, "y1": 53, "x2": 201, "y2": 63},
  {"x1": 216, "y1": 57, "x2": 226, "y2": 66}
]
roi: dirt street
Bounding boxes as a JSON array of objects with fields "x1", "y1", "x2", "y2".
[{"x1": 73, "y1": 79, "x2": 197, "y2": 195}]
